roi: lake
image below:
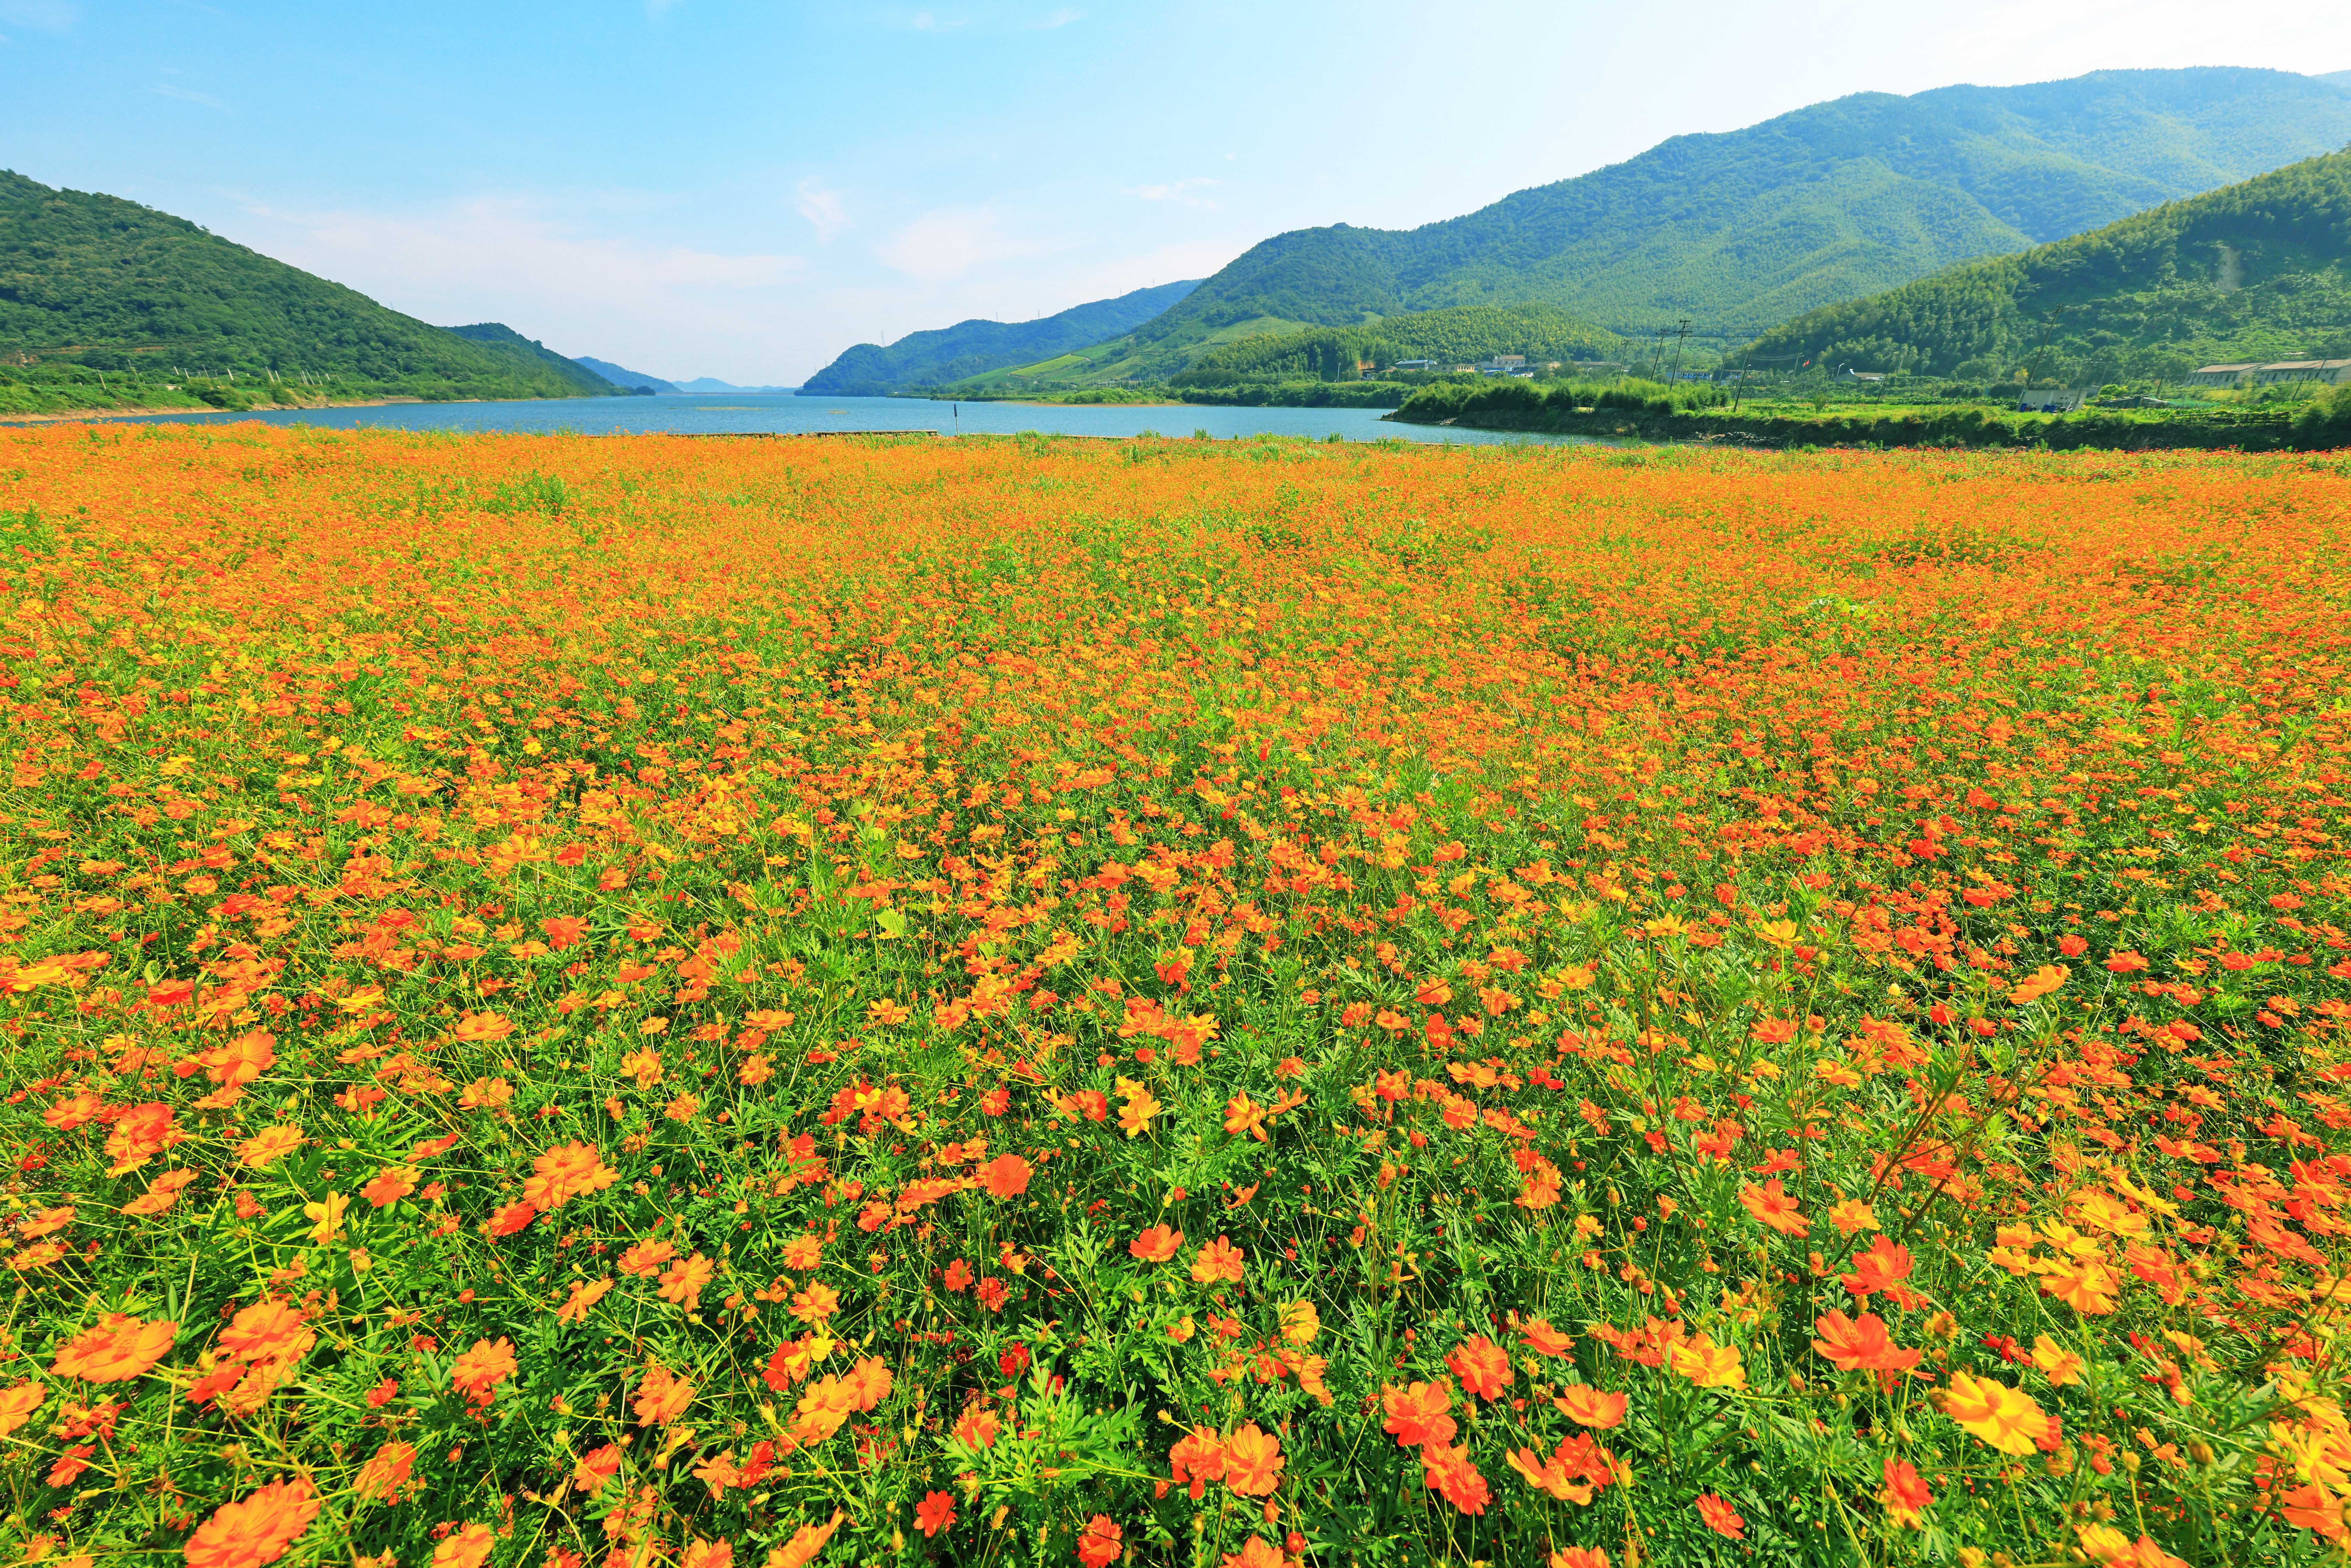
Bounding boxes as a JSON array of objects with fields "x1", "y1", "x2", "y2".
[{"x1": 89, "y1": 393, "x2": 1588, "y2": 445}]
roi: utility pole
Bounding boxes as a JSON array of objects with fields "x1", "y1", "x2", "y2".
[
  {"x1": 1731, "y1": 339, "x2": 1758, "y2": 414},
  {"x1": 1668, "y1": 318, "x2": 1692, "y2": 386}
]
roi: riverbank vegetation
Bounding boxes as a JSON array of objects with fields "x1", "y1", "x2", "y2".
[{"x1": 1, "y1": 424, "x2": 2348, "y2": 1566}]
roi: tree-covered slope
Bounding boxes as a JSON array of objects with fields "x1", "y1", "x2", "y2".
[
  {"x1": 1744, "y1": 149, "x2": 2351, "y2": 382},
  {"x1": 445, "y1": 324, "x2": 617, "y2": 396},
  {"x1": 802, "y1": 279, "x2": 1203, "y2": 395},
  {"x1": 1103, "y1": 68, "x2": 2351, "y2": 373},
  {"x1": 574, "y1": 356, "x2": 679, "y2": 394},
  {"x1": 0, "y1": 169, "x2": 604, "y2": 400},
  {"x1": 1175, "y1": 304, "x2": 1623, "y2": 383}
]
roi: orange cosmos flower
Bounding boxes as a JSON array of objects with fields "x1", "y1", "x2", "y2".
[
  {"x1": 448, "y1": 1337, "x2": 518, "y2": 1405},
  {"x1": 556, "y1": 1277, "x2": 613, "y2": 1325},
  {"x1": 1169, "y1": 1427, "x2": 1226, "y2": 1497},
  {"x1": 915, "y1": 1490, "x2": 956, "y2": 1537},
  {"x1": 183, "y1": 1476, "x2": 320, "y2": 1568},
  {"x1": 1421, "y1": 1442, "x2": 1491, "y2": 1515},
  {"x1": 1381, "y1": 1379, "x2": 1456, "y2": 1448},
  {"x1": 658, "y1": 1253, "x2": 716, "y2": 1308},
  {"x1": 0, "y1": 1382, "x2": 43, "y2": 1435},
  {"x1": 1519, "y1": 1318, "x2": 1575, "y2": 1357},
  {"x1": 1446, "y1": 1335, "x2": 1511, "y2": 1401},
  {"x1": 53, "y1": 1313, "x2": 176, "y2": 1382},
  {"x1": 450, "y1": 1010, "x2": 513, "y2": 1042},
  {"x1": 1810, "y1": 1310, "x2": 1922, "y2": 1374},
  {"x1": 1696, "y1": 1493, "x2": 1745, "y2": 1539},
  {"x1": 615, "y1": 1238, "x2": 676, "y2": 1277},
  {"x1": 977, "y1": 1153, "x2": 1031, "y2": 1198},
  {"x1": 1738, "y1": 1177, "x2": 1810, "y2": 1236},
  {"x1": 1550, "y1": 1551, "x2": 1611, "y2": 1568},
  {"x1": 356, "y1": 1440, "x2": 417, "y2": 1503},
  {"x1": 1221, "y1": 1422, "x2": 1284, "y2": 1495},
  {"x1": 361, "y1": 1165, "x2": 419, "y2": 1209},
  {"x1": 430, "y1": 1523, "x2": 495, "y2": 1568},
  {"x1": 1937, "y1": 1372, "x2": 2047, "y2": 1455},
  {"x1": 633, "y1": 1363, "x2": 694, "y2": 1425},
  {"x1": 219, "y1": 1300, "x2": 311, "y2": 1364},
  {"x1": 238, "y1": 1125, "x2": 304, "y2": 1169},
  {"x1": 768, "y1": 1510, "x2": 845, "y2": 1568},
  {"x1": 1075, "y1": 1516, "x2": 1123, "y2": 1568},
  {"x1": 123, "y1": 1168, "x2": 198, "y2": 1217},
  {"x1": 523, "y1": 1142, "x2": 620, "y2": 1210},
  {"x1": 1555, "y1": 1384, "x2": 1627, "y2": 1429},
  {"x1": 1880, "y1": 1456, "x2": 1933, "y2": 1526},
  {"x1": 1666, "y1": 1334, "x2": 1745, "y2": 1390},
  {"x1": 790, "y1": 1280, "x2": 840, "y2": 1322},
  {"x1": 952, "y1": 1405, "x2": 1000, "y2": 1449},
  {"x1": 1129, "y1": 1224, "x2": 1183, "y2": 1262},
  {"x1": 1191, "y1": 1235, "x2": 1245, "y2": 1284}
]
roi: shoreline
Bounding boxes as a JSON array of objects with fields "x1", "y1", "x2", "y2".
[{"x1": 0, "y1": 393, "x2": 604, "y2": 425}]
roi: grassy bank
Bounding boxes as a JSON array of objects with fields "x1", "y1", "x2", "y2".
[{"x1": 1388, "y1": 377, "x2": 2351, "y2": 450}]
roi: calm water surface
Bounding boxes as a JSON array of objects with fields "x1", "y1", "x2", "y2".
[{"x1": 94, "y1": 393, "x2": 1588, "y2": 445}]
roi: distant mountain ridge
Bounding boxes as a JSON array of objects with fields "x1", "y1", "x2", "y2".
[
  {"x1": 573, "y1": 356, "x2": 679, "y2": 394},
  {"x1": 1020, "y1": 66, "x2": 2351, "y2": 384},
  {"x1": 445, "y1": 324, "x2": 617, "y2": 396},
  {"x1": 802, "y1": 279, "x2": 1202, "y2": 395},
  {"x1": 0, "y1": 169, "x2": 608, "y2": 402},
  {"x1": 1744, "y1": 148, "x2": 2351, "y2": 382}
]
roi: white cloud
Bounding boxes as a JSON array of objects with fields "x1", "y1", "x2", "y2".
[
  {"x1": 795, "y1": 178, "x2": 851, "y2": 243},
  {"x1": 222, "y1": 194, "x2": 802, "y2": 381},
  {"x1": 1124, "y1": 176, "x2": 1218, "y2": 209},
  {"x1": 873, "y1": 206, "x2": 1042, "y2": 282},
  {"x1": 644, "y1": 0, "x2": 682, "y2": 17},
  {"x1": 150, "y1": 82, "x2": 223, "y2": 109},
  {"x1": 1031, "y1": 6, "x2": 1084, "y2": 27},
  {"x1": 0, "y1": 1, "x2": 74, "y2": 31}
]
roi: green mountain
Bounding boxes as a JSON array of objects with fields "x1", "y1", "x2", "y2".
[
  {"x1": 574, "y1": 356, "x2": 679, "y2": 393},
  {"x1": 446, "y1": 324, "x2": 618, "y2": 396},
  {"x1": 0, "y1": 169, "x2": 611, "y2": 401},
  {"x1": 1012, "y1": 67, "x2": 2351, "y2": 384},
  {"x1": 1172, "y1": 304, "x2": 1623, "y2": 384},
  {"x1": 1743, "y1": 149, "x2": 2351, "y2": 383},
  {"x1": 801, "y1": 279, "x2": 1202, "y2": 395}
]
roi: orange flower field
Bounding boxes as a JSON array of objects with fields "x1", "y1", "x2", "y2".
[{"x1": 0, "y1": 423, "x2": 2346, "y2": 1567}]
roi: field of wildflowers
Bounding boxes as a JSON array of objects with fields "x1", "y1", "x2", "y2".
[{"x1": 0, "y1": 424, "x2": 2346, "y2": 1568}]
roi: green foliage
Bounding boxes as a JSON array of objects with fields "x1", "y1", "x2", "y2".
[
  {"x1": 801, "y1": 281, "x2": 1203, "y2": 395},
  {"x1": 443, "y1": 324, "x2": 618, "y2": 396},
  {"x1": 1747, "y1": 150, "x2": 2351, "y2": 380},
  {"x1": 0, "y1": 169, "x2": 609, "y2": 404},
  {"x1": 1175, "y1": 305, "x2": 1622, "y2": 385},
  {"x1": 1026, "y1": 68, "x2": 2351, "y2": 383}
]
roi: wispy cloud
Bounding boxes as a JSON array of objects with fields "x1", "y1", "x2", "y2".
[
  {"x1": 151, "y1": 82, "x2": 224, "y2": 109},
  {"x1": 0, "y1": 0, "x2": 73, "y2": 30},
  {"x1": 1124, "y1": 176, "x2": 1218, "y2": 209},
  {"x1": 795, "y1": 178, "x2": 851, "y2": 244},
  {"x1": 644, "y1": 0, "x2": 682, "y2": 17},
  {"x1": 1031, "y1": 6, "x2": 1084, "y2": 27},
  {"x1": 874, "y1": 206, "x2": 1041, "y2": 282},
  {"x1": 226, "y1": 194, "x2": 802, "y2": 375}
]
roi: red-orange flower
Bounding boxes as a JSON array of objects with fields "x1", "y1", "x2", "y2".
[
  {"x1": 978, "y1": 1154, "x2": 1032, "y2": 1198},
  {"x1": 184, "y1": 1476, "x2": 320, "y2": 1568},
  {"x1": 1130, "y1": 1224, "x2": 1183, "y2": 1262},
  {"x1": 1221, "y1": 1422, "x2": 1284, "y2": 1495},
  {"x1": 53, "y1": 1313, "x2": 177, "y2": 1382},
  {"x1": 1381, "y1": 1379, "x2": 1456, "y2": 1448},
  {"x1": 1696, "y1": 1493, "x2": 1745, "y2": 1539},
  {"x1": 1447, "y1": 1335, "x2": 1511, "y2": 1401}
]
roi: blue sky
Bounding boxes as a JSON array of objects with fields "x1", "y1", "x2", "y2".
[{"x1": 3, "y1": 0, "x2": 2348, "y2": 383}]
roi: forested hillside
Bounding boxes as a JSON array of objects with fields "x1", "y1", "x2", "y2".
[
  {"x1": 1018, "y1": 67, "x2": 2351, "y2": 383},
  {"x1": 0, "y1": 169, "x2": 610, "y2": 402},
  {"x1": 445, "y1": 324, "x2": 618, "y2": 396},
  {"x1": 802, "y1": 279, "x2": 1201, "y2": 394},
  {"x1": 1174, "y1": 304, "x2": 1622, "y2": 384},
  {"x1": 1744, "y1": 149, "x2": 2351, "y2": 382}
]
